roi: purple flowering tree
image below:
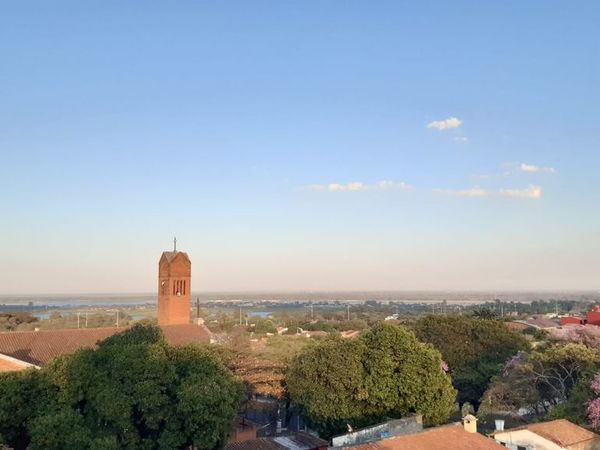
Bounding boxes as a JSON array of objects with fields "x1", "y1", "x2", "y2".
[{"x1": 587, "y1": 373, "x2": 600, "y2": 428}]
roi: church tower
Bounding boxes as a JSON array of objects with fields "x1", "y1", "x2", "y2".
[{"x1": 158, "y1": 239, "x2": 191, "y2": 326}]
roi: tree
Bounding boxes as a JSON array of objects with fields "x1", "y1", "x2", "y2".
[
  {"x1": 586, "y1": 373, "x2": 600, "y2": 428},
  {"x1": 480, "y1": 352, "x2": 548, "y2": 417},
  {"x1": 286, "y1": 323, "x2": 456, "y2": 437},
  {"x1": 0, "y1": 369, "x2": 58, "y2": 449},
  {"x1": 251, "y1": 319, "x2": 277, "y2": 334},
  {"x1": 529, "y1": 343, "x2": 600, "y2": 405},
  {"x1": 413, "y1": 315, "x2": 529, "y2": 405},
  {"x1": 481, "y1": 343, "x2": 600, "y2": 420},
  {"x1": 0, "y1": 323, "x2": 244, "y2": 450}
]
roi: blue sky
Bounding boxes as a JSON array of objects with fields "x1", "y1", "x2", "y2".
[{"x1": 1, "y1": 2, "x2": 599, "y2": 293}]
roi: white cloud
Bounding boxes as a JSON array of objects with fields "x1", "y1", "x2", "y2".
[
  {"x1": 500, "y1": 184, "x2": 543, "y2": 199},
  {"x1": 427, "y1": 117, "x2": 462, "y2": 131},
  {"x1": 305, "y1": 180, "x2": 411, "y2": 192},
  {"x1": 435, "y1": 184, "x2": 543, "y2": 200},
  {"x1": 453, "y1": 136, "x2": 469, "y2": 143},
  {"x1": 518, "y1": 163, "x2": 555, "y2": 174},
  {"x1": 434, "y1": 187, "x2": 489, "y2": 197}
]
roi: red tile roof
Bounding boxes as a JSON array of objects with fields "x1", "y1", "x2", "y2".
[
  {"x1": 0, "y1": 324, "x2": 211, "y2": 366},
  {"x1": 527, "y1": 419, "x2": 598, "y2": 446},
  {"x1": 352, "y1": 424, "x2": 505, "y2": 450}
]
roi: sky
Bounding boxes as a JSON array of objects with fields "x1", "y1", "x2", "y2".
[{"x1": 1, "y1": 1, "x2": 599, "y2": 294}]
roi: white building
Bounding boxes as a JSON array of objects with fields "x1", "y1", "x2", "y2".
[{"x1": 492, "y1": 419, "x2": 600, "y2": 450}]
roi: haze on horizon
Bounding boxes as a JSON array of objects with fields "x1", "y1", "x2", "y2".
[{"x1": 1, "y1": 2, "x2": 599, "y2": 295}]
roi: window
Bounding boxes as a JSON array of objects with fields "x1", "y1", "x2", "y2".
[{"x1": 517, "y1": 446, "x2": 527, "y2": 450}]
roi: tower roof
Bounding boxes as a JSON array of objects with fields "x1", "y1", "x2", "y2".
[{"x1": 160, "y1": 251, "x2": 190, "y2": 264}]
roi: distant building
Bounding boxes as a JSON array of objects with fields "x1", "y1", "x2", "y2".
[
  {"x1": 561, "y1": 316, "x2": 586, "y2": 326},
  {"x1": 298, "y1": 330, "x2": 328, "y2": 338},
  {"x1": 492, "y1": 419, "x2": 600, "y2": 450},
  {"x1": 560, "y1": 305, "x2": 600, "y2": 327},
  {"x1": 340, "y1": 330, "x2": 362, "y2": 339},
  {"x1": 0, "y1": 245, "x2": 210, "y2": 372}
]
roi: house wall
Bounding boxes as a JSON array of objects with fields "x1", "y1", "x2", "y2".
[
  {"x1": 587, "y1": 311, "x2": 600, "y2": 326},
  {"x1": 331, "y1": 416, "x2": 423, "y2": 447},
  {"x1": 560, "y1": 317, "x2": 585, "y2": 326},
  {"x1": 494, "y1": 430, "x2": 563, "y2": 450},
  {"x1": 0, "y1": 352, "x2": 37, "y2": 372}
]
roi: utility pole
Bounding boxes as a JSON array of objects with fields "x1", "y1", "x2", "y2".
[
  {"x1": 116, "y1": 311, "x2": 119, "y2": 327},
  {"x1": 77, "y1": 312, "x2": 80, "y2": 329},
  {"x1": 239, "y1": 307, "x2": 242, "y2": 326},
  {"x1": 196, "y1": 298, "x2": 200, "y2": 319},
  {"x1": 85, "y1": 312, "x2": 88, "y2": 328},
  {"x1": 347, "y1": 304, "x2": 350, "y2": 321}
]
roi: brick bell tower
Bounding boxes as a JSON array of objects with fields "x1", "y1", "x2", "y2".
[{"x1": 158, "y1": 238, "x2": 191, "y2": 326}]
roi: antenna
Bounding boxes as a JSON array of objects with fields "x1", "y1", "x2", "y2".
[{"x1": 173, "y1": 237, "x2": 177, "y2": 252}]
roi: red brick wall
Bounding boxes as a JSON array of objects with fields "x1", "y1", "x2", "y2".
[{"x1": 158, "y1": 253, "x2": 191, "y2": 326}]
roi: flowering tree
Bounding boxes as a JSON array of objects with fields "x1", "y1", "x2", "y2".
[
  {"x1": 587, "y1": 373, "x2": 600, "y2": 428},
  {"x1": 481, "y1": 344, "x2": 600, "y2": 419}
]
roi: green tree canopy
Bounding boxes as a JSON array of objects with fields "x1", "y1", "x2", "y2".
[
  {"x1": 413, "y1": 315, "x2": 529, "y2": 405},
  {"x1": 286, "y1": 323, "x2": 456, "y2": 437},
  {"x1": 0, "y1": 323, "x2": 244, "y2": 450}
]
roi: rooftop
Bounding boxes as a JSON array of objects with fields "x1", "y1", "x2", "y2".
[
  {"x1": 225, "y1": 432, "x2": 328, "y2": 450},
  {"x1": 0, "y1": 324, "x2": 211, "y2": 367},
  {"x1": 350, "y1": 423, "x2": 505, "y2": 450},
  {"x1": 494, "y1": 419, "x2": 600, "y2": 447},
  {"x1": 160, "y1": 251, "x2": 190, "y2": 263}
]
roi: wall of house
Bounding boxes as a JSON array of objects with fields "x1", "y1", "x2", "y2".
[
  {"x1": 560, "y1": 317, "x2": 585, "y2": 326},
  {"x1": 0, "y1": 353, "x2": 37, "y2": 373},
  {"x1": 494, "y1": 430, "x2": 563, "y2": 450},
  {"x1": 587, "y1": 310, "x2": 600, "y2": 326},
  {"x1": 331, "y1": 416, "x2": 423, "y2": 447}
]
